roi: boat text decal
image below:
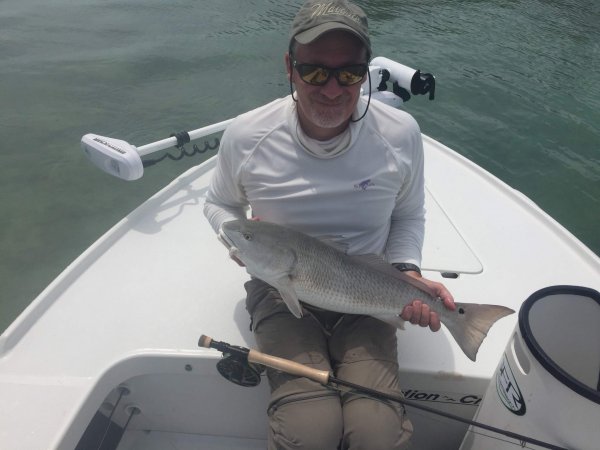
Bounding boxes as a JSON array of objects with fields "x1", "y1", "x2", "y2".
[
  {"x1": 92, "y1": 137, "x2": 126, "y2": 155},
  {"x1": 496, "y1": 353, "x2": 526, "y2": 416},
  {"x1": 402, "y1": 389, "x2": 482, "y2": 406}
]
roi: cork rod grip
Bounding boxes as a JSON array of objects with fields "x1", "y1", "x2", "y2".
[{"x1": 248, "y1": 349, "x2": 331, "y2": 385}]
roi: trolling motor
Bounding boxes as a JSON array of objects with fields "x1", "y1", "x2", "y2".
[
  {"x1": 80, "y1": 119, "x2": 233, "y2": 181},
  {"x1": 198, "y1": 334, "x2": 567, "y2": 450}
]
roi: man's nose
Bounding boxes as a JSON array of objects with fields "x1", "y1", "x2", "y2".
[{"x1": 319, "y1": 75, "x2": 344, "y2": 98}]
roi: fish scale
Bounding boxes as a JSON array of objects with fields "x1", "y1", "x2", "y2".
[{"x1": 294, "y1": 240, "x2": 432, "y2": 313}]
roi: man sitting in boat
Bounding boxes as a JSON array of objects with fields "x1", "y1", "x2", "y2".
[{"x1": 204, "y1": 0, "x2": 455, "y2": 448}]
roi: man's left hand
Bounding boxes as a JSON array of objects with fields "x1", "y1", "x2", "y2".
[{"x1": 400, "y1": 273, "x2": 455, "y2": 332}]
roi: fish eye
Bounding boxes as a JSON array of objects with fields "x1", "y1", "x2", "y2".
[{"x1": 242, "y1": 233, "x2": 253, "y2": 241}]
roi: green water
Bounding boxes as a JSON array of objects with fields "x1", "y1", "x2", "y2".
[{"x1": 1, "y1": 0, "x2": 599, "y2": 333}]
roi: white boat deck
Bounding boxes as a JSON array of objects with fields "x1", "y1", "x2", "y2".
[{"x1": 1, "y1": 133, "x2": 599, "y2": 449}]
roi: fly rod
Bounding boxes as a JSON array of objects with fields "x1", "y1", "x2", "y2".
[{"x1": 199, "y1": 334, "x2": 568, "y2": 450}]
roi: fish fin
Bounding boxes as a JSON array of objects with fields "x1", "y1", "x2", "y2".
[
  {"x1": 349, "y1": 254, "x2": 436, "y2": 297},
  {"x1": 272, "y1": 277, "x2": 303, "y2": 318},
  {"x1": 372, "y1": 314, "x2": 406, "y2": 330},
  {"x1": 442, "y1": 303, "x2": 515, "y2": 361}
]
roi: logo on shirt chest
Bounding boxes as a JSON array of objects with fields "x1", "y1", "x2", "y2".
[{"x1": 354, "y1": 179, "x2": 375, "y2": 191}]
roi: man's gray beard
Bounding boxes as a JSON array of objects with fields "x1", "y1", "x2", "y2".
[{"x1": 306, "y1": 105, "x2": 350, "y2": 130}]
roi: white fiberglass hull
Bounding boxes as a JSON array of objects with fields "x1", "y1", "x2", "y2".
[{"x1": 1, "y1": 134, "x2": 598, "y2": 450}]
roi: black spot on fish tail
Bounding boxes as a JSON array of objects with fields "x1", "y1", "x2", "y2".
[{"x1": 442, "y1": 303, "x2": 514, "y2": 361}]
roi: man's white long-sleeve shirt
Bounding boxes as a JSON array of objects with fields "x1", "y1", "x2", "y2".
[{"x1": 204, "y1": 95, "x2": 425, "y2": 266}]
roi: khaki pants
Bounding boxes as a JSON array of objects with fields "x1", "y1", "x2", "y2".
[{"x1": 245, "y1": 278, "x2": 413, "y2": 450}]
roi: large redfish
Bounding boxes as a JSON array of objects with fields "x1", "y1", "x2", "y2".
[{"x1": 219, "y1": 219, "x2": 514, "y2": 361}]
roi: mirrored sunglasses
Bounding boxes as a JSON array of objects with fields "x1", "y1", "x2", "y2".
[{"x1": 293, "y1": 61, "x2": 368, "y2": 87}]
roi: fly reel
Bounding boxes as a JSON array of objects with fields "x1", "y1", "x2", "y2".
[
  {"x1": 216, "y1": 352, "x2": 264, "y2": 387},
  {"x1": 199, "y1": 335, "x2": 264, "y2": 387}
]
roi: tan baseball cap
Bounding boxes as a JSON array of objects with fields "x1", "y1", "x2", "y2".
[{"x1": 289, "y1": 1, "x2": 371, "y2": 55}]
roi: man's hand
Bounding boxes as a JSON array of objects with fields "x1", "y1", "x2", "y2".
[{"x1": 400, "y1": 272, "x2": 455, "y2": 332}]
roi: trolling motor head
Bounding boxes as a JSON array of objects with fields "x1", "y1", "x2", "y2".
[
  {"x1": 81, "y1": 134, "x2": 144, "y2": 181},
  {"x1": 198, "y1": 335, "x2": 264, "y2": 387}
]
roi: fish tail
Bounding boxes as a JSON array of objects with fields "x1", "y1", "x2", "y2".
[{"x1": 442, "y1": 303, "x2": 515, "y2": 361}]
